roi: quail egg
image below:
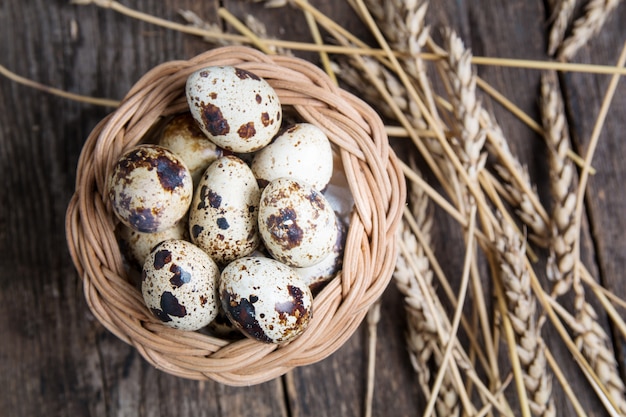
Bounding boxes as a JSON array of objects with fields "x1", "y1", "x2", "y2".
[
  {"x1": 258, "y1": 177, "x2": 338, "y2": 268},
  {"x1": 188, "y1": 155, "x2": 261, "y2": 264},
  {"x1": 186, "y1": 66, "x2": 282, "y2": 153},
  {"x1": 157, "y1": 113, "x2": 226, "y2": 185},
  {"x1": 117, "y1": 218, "x2": 188, "y2": 269},
  {"x1": 251, "y1": 123, "x2": 334, "y2": 190},
  {"x1": 294, "y1": 216, "x2": 346, "y2": 294},
  {"x1": 142, "y1": 239, "x2": 220, "y2": 331},
  {"x1": 107, "y1": 145, "x2": 193, "y2": 233},
  {"x1": 220, "y1": 256, "x2": 313, "y2": 344}
]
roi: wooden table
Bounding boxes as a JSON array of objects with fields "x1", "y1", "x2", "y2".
[{"x1": 2, "y1": 1, "x2": 625, "y2": 415}]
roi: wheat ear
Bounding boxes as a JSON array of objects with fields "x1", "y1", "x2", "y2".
[
  {"x1": 393, "y1": 160, "x2": 461, "y2": 416},
  {"x1": 440, "y1": 30, "x2": 507, "y2": 389},
  {"x1": 573, "y1": 301, "x2": 626, "y2": 414},
  {"x1": 541, "y1": 71, "x2": 626, "y2": 414},
  {"x1": 548, "y1": 0, "x2": 577, "y2": 56},
  {"x1": 178, "y1": 9, "x2": 236, "y2": 46},
  {"x1": 394, "y1": 226, "x2": 437, "y2": 388},
  {"x1": 558, "y1": 0, "x2": 623, "y2": 60},
  {"x1": 332, "y1": 52, "x2": 461, "y2": 205},
  {"x1": 540, "y1": 71, "x2": 577, "y2": 297},
  {"x1": 485, "y1": 118, "x2": 551, "y2": 246},
  {"x1": 442, "y1": 29, "x2": 487, "y2": 188},
  {"x1": 495, "y1": 219, "x2": 556, "y2": 417},
  {"x1": 362, "y1": 0, "x2": 436, "y2": 113}
]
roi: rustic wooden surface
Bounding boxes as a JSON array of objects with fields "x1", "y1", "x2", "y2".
[{"x1": 1, "y1": 0, "x2": 625, "y2": 416}]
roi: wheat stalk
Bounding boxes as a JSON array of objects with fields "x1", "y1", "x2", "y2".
[
  {"x1": 246, "y1": 0, "x2": 292, "y2": 8},
  {"x1": 178, "y1": 9, "x2": 234, "y2": 46},
  {"x1": 360, "y1": 0, "x2": 437, "y2": 114},
  {"x1": 485, "y1": 119, "x2": 551, "y2": 246},
  {"x1": 495, "y1": 219, "x2": 556, "y2": 417},
  {"x1": 541, "y1": 70, "x2": 626, "y2": 415},
  {"x1": 332, "y1": 48, "x2": 460, "y2": 205},
  {"x1": 442, "y1": 29, "x2": 487, "y2": 189},
  {"x1": 71, "y1": 0, "x2": 626, "y2": 75},
  {"x1": 540, "y1": 71, "x2": 577, "y2": 297},
  {"x1": 574, "y1": 301, "x2": 626, "y2": 414},
  {"x1": 558, "y1": 0, "x2": 623, "y2": 60},
  {"x1": 548, "y1": 0, "x2": 577, "y2": 56},
  {"x1": 334, "y1": 56, "x2": 427, "y2": 129},
  {"x1": 393, "y1": 161, "x2": 461, "y2": 416},
  {"x1": 394, "y1": 227, "x2": 440, "y2": 394},
  {"x1": 438, "y1": 29, "x2": 510, "y2": 394}
]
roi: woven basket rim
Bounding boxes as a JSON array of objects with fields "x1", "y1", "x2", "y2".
[{"x1": 65, "y1": 45, "x2": 405, "y2": 386}]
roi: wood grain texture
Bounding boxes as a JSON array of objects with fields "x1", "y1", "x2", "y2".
[{"x1": 1, "y1": 0, "x2": 625, "y2": 416}]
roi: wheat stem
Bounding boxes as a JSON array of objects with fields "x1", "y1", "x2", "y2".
[
  {"x1": 396, "y1": 207, "x2": 462, "y2": 415},
  {"x1": 423, "y1": 205, "x2": 477, "y2": 417},
  {"x1": 0, "y1": 64, "x2": 120, "y2": 107},
  {"x1": 397, "y1": 238, "x2": 479, "y2": 414},
  {"x1": 573, "y1": 40, "x2": 626, "y2": 292},
  {"x1": 72, "y1": 0, "x2": 626, "y2": 74},
  {"x1": 579, "y1": 264, "x2": 626, "y2": 311},
  {"x1": 301, "y1": 3, "x2": 337, "y2": 84},
  {"x1": 476, "y1": 77, "x2": 593, "y2": 175}
]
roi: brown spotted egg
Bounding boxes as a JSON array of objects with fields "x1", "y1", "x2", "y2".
[
  {"x1": 157, "y1": 113, "x2": 226, "y2": 185},
  {"x1": 186, "y1": 66, "x2": 282, "y2": 153},
  {"x1": 142, "y1": 239, "x2": 220, "y2": 331},
  {"x1": 220, "y1": 256, "x2": 313, "y2": 344},
  {"x1": 294, "y1": 216, "x2": 346, "y2": 294},
  {"x1": 117, "y1": 218, "x2": 188, "y2": 269},
  {"x1": 251, "y1": 123, "x2": 334, "y2": 190},
  {"x1": 107, "y1": 145, "x2": 193, "y2": 233},
  {"x1": 188, "y1": 155, "x2": 261, "y2": 264},
  {"x1": 258, "y1": 178, "x2": 338, "y2": 268}
]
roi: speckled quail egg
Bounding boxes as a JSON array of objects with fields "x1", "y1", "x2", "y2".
[
  {"x1": 258, "y1": 177, "x2": 338, "y2": 268},
  {"x1": 157, "y1": 113, "x2": 226, "y2": 185},
  {"x1": 117, "y1": 218, "x2": 188, "y2": 269},
  {"x1": 220, "y1": 256, "x2": 313, "y2": 344},
  {"x1": 142, "y1": 239, "x2": 220, "y2": 331},
  {"x1": 188, "y1": 155, "x2": 261, "y2": 264},
  {"x1": 186, "y1": 66, "x2": 282, "y2": 153},
  {"x1": 107, "y1": 145, "x2": 193, "y2": 233},
  {"x1": 251, "y1": 123, "x2": 334, "y2": 190},
  {"x1": 294, "y1": 216, "x2": 346, "y2": 294}
]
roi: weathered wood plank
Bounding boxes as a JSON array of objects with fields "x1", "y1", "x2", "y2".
[{"x1": 2, "y1": 0, "x2": 625, "y2": 416}]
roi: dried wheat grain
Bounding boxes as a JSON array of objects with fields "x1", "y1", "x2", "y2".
[
  {"x1": 496, "y1": 219, "x2": 556, "y2": 417},
  {"x1": 558, "y1": 0, "x2": 623, "y2": 60}
]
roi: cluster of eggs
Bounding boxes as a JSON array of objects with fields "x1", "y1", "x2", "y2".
[{"x1": 108, "y1": 66, "x2": 349, "y2": 344}]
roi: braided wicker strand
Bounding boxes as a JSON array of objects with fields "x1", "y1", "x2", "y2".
[{"x1": 65, "y1": 46, "x2": 405, "y2": 386}]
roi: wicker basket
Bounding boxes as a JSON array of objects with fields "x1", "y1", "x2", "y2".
[{"x1": 65, "y1": 46, "x2": 405, "y2": 386}]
